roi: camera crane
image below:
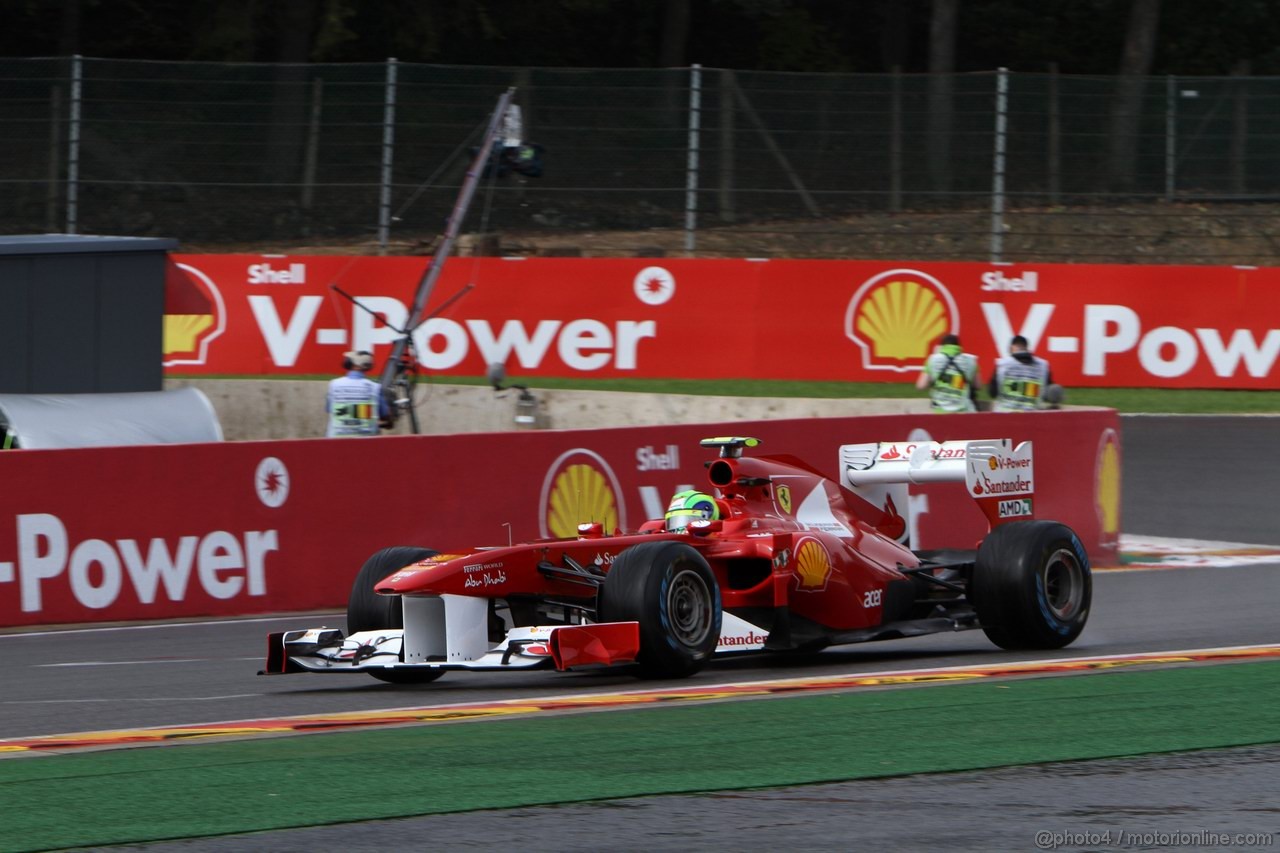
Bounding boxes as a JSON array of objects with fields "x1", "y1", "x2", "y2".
[{"x1": 375, "y1": 87, "x2": 517, "y2": 432}]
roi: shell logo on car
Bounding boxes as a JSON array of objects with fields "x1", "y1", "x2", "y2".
[
  {"x1": 844, "y1": 268, "x2": 958, "y2": 372},
  {"x1": 794, "y1": 537, "x2": 832, "y2": 591},
  {"x1": 162, "y1": 261, "x2": 226, "y2": 367},
  {"x1": 540, "y1": 448, "x2": 625, "y2": 538}
]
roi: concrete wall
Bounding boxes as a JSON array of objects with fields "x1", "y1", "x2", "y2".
[{"x1": 164, "y1": 378, "x2": 933, "y2": 441}]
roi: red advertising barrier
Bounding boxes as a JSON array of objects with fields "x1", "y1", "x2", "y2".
[
  {"x1": 0, "y1": 411, "x2": 1119, "y2": 627},
  {"x1": 165, "y1": 254, "x2": 1280, "y2": 389}
]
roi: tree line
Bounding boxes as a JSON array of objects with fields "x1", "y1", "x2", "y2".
[{"x1": 3, "y1": 0, "x2": 1278, "y2": 76}]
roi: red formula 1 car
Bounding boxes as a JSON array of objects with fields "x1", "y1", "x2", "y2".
[{"x1": 263, "y1": 436, "x2": 1091, "y2": 684}]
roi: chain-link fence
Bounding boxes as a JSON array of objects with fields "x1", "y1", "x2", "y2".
[{"x1": 3, "y1": 57, "x2": 1279, "y2": 263}]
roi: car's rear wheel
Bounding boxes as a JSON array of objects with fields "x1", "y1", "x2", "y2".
[
  {"x1": 969, "y1": 521, "x2": 1091, "y2": 650},
  {"x1": 348, "y1": 546, "x2": 445, "y2": 684},
  {"x1": 598, "y1": 541, "x2": 721, "y2": 679}
]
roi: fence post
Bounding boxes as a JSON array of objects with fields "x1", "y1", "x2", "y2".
[
  {"x1": 990, "y1": 67, "x2": 1009, "y2": 263},
  {"x1": 46, "y1": 84, "x2": 63, "y2": 232},
  {"x1": 684, "y1": 63, "x2": 702, "y2": 255},
  {"x1": 1164, "y1": 75, "x2": 1176, "y2": 202},
  {"x1": 1047, "y1": 63, "x2": 1060, "y2": 205},
  {"x1": 1231, "y1": 60, "x2": 1250, "y2": 197},
  {"x1": 889, "y1": 67, "x2": 902, "y2": 213},
  {"x1": 377, "y1": 58, "x2": 398, "y2": 254},
  {"x1": 66, "y1": 55, "x2": 83, "y2": 235},
  {"x1": 300, "y1": 77, "x2": 323, "y2": 236},
  {"x1": 718, "y1": 68, "x2": 736, "y2": 224}
]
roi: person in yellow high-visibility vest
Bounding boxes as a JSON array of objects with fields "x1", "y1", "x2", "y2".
[
  {"x1": 915, "y1": 333, "x2": 980, "y2": 413},
  {"x1": 325, "y1": 351, "x2": 390, "y2": 437},
  {"x1": 989, "y1": 335, "x2": 1054, "y2": 412}
]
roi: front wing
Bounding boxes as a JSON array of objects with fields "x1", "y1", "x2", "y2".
[
  {"x1": 263, "y1": 621, "x2": 643, "y2": 676},
  {"x1": 261, "y1": 590, "x2": 779, "y2": 678}
]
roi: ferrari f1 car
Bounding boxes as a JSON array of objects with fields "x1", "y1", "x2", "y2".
[{"x1": 263, "y1": 436, "x2": 1091, "y2": 683}]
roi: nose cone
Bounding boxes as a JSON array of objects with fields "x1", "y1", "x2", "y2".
[{"x1": 374, "y1": 552, "x2": 467, "y2": 594}]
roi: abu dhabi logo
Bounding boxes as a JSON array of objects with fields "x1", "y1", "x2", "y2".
[
  {"x1": 844, "y1": 269, "x2": 958, "y2": 372},
  {"x1": 163, "y1": 261, "x2": 226, "y2": 367},
  {"x1": 539, "y1": 448, "x2": 626, "y2": 538}
]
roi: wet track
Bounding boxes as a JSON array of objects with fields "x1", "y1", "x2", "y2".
[{"x1": 4, "y1": 415, "x2": 1280, "y2": 850}]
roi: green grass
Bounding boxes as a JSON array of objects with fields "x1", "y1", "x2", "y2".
[
  {"x1": 3, "y1": 661, "x2": 1279, "y2": 851},
  {"x1": 188, "y1": 374, "x2": 1280, "y2": 414}
]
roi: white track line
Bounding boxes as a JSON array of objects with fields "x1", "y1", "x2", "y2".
[{"x1": 0, "y1": 613, "x2": 343, "y2": 640}]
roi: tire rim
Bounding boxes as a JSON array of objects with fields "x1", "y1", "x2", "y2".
[
  {"x1": 667, "y1": 567, "x2": 714, "y2": 648},
  {"x1": 1042, "y1": 548, "x2": 1085, "y2": 621}
]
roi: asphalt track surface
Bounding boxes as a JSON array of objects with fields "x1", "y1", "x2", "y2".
[{"x1": 4, "y1": 415, "x2": 1280, "y2": 851}]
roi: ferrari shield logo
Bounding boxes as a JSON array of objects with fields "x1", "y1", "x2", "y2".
[{"x1": 777, "y1": 485, "x2": 792, "y2": 515}]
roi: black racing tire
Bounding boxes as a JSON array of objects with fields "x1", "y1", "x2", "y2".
[
  {"x1": 347, "y1": 546, "x2": 444, "y2": 684},
  {"x1": 969, "y1": 521, "x2": 1092, "y2": 650},
  {"x1": 598, "y1": 541, "x2": 722, "y2": 679}
]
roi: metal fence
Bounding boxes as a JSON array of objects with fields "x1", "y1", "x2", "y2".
[{"x1": 3, "y1": 57, "x2": 1280, "y2": 264}]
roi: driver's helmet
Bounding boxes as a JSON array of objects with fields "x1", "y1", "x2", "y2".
[{"x1": 664, "y1": 490, "x2": 720, "y2": 532}]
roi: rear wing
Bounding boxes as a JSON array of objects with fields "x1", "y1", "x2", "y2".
[{"x1": 840, "y1": 439, "x2": 1035, "y2": 540}]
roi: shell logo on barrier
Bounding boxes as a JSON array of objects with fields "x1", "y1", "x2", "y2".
[
  {"x1": 844, "y1": 269, "x2": 958, "y2": 372},
  {"x1": 794, "y1": 538, "x2": 832, "y2": 592},
  {"x1": 1095, "y1": 428, "x2": 1121, "y2": 548},
  {"x1": 163, "y1": 261, "x2": 226, "y2": 367},
  {"x1": 540, "y1": 448, "x2": 625, "y2": 538}
]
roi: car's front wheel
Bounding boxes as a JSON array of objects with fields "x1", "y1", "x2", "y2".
[
  {"x1": 598, "y1": 541, "x2": 722, "y2": 679},
  {"x1": 969, "y1": 520, "x2": 1091, "y2": 650},
  {"x1": 347, "y1": 546, "x2": 445, "y2": 684}
]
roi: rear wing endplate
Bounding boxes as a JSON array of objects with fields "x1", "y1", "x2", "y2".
[{"x1": 841, "y1": 439, "x2": 1035, "y2": 533}]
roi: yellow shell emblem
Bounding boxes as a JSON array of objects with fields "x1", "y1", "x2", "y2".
[
  {"x1": 1095, "y1": 430, "x2": 1121, "y2": 541},
  {"x1": 854, "y1": 278, "x2": 949, "y2": 361},
  {"x1": 163, "y1": 314, "x2": 214, "y2": 354},
  {"x1": 546, "y1": 463, "x2": 619, "y2": 538},
  {"x1": 795, "y1": 539, "x2": 832, "y2": 591}
]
